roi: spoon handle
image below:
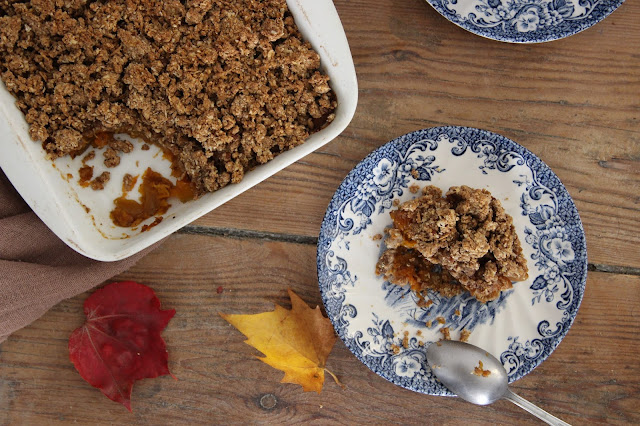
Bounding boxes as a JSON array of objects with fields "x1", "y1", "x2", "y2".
[{"x1": 503, "y1": 389, "x2": 571, "y2": 426}]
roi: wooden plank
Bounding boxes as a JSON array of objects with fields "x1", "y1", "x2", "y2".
[
  {"x1": 1, "y1": 234, "x2": 638, "y2": 424},
  {"x1": 193, "y1": 0, "x2": 640, "y2": 268}
]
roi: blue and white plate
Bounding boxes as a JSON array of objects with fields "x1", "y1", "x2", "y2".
[
  {"x1": 425, "y1": 0, "x2": 624, "y2": 43},
  {"x1": 317, "y1": 127, "x2": 587, "y2": 395}
]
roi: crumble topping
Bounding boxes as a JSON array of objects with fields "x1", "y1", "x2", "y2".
[
  {"x1": 473, "y1": 360, "x2": 491, "y2": 377},
  {"x1": 0, "y1": 0, "x2": 337, "y2": 197},
  {"x1": 82, "y1": 151, "x2": 95, "y2": 164},
  {"x1": 90, "y1": 171, "x2": 110, "y2": 191},
  {"x1": 376, "y1": 185, "x2": 528, "y2": 303},
  {"x1": 122, "y1": 173, "x2": 138, "y2": 192},
  {"x1": 439, "y1": 327, "x2": 451, "y2": 341},
  {"x1": 103, "y1": 147, "x2": 121, "y2": 168}
]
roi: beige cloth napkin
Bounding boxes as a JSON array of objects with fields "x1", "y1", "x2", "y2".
[{"x1": 0, "y1": 171, "x2": 155, "y2": 342}]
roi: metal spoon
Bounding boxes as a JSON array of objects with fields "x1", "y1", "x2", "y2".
[{"x1": 426, "y1": 340, "x2": 570, "y2": 426}]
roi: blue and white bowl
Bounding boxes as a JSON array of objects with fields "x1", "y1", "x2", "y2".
[
  {"x1": 425, "y1": 0, "x2": 624, "y2": 43},
  {"x1": 317, "y1": 126, "x2": 587, "y2": 395}
]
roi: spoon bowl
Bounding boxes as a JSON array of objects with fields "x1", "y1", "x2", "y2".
[
  {"x1": 426, "y1": 340, "x2": 570, "y2": 426},
  {"x1": 426, "y1": 340, "x2": 507, "y2": 405}
]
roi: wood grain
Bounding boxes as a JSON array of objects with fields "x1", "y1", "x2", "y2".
[
  {"x1": 1, "y1": 234, "x2": 638, "y2": 424},
  {"x1": 194, "y1": 0, "x2": 640, "y2": 268},
  {"x1": 2, "y1": 0, "x2": 639, "y2": 424}
]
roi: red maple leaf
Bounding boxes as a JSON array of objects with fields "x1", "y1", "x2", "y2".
[{"x1": 69, "y1": 281, "x2": 175, "y2": 411}]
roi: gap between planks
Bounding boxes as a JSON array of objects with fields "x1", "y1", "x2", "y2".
[
  {"x1": 178, "y1": 224, "x2": 317, "y2": 246},
  {"x1": 178, "y1": 225, "x2": 640, "y2": 277}
]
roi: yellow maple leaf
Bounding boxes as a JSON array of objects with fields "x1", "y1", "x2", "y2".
[{"x1": 220, "y1": 289, "x2": 338, "y2": 393}]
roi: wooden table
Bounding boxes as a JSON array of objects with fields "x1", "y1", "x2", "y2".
[{"x1": 1, "y1": 0, "x2": 639, "y2": 424}]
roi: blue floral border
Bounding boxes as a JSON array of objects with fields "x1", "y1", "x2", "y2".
[
  {"x1": 317, "y1": 126, "x2": 587, "y2": 395},
  {"x1": 425, "y1": 0, "x2": 624, "y2": 43}
]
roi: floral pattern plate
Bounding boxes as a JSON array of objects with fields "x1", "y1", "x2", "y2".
[
  {"x1": 425, "y1": 0, "x2": 624, "y2": 43},
  {"x1": 317, "y1": 127, "x2": 587, "y2": 395}
]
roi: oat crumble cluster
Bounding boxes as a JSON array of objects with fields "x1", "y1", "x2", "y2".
[
  {"x1": 376, "y1": 185, "x2": 528, "y2": 303},
  {"x1": 0, "y1": 0, "x2": 337, "y2": 196}
]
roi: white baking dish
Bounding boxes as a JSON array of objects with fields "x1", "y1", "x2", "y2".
[{"x1": 0, "y1": 0, "x2": 358, "y2": 261}]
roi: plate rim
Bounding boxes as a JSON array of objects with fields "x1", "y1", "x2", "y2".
[
  {"x1": 317, "y1": 125, "x2": 588, "y2": 395},
  {"x1": 424, "y1": 0, "x2": 625, "y2": 43}
]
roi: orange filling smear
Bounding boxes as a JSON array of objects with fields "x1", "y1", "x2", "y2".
[
  {"x1": 92, "y1": 131, "x2": 114, "y2": 148},
  {"x1": 110, "y1": 168, "x2": 194, "y2": 228},
  {"x1": 78, "y1": 165, "x2": 93, "y2": 187},
  {"x1": 389, "y1": 247, "x2": 423, "y2": 294},
  {"x1": 171, "y1": 179, "x2": 195, "y2": 202},
  {"x1": 390, "y1": 210, "x2": 417, "y2": 248},
  {"x1": 162, "y1": 149, "x2": 186, "y2": 179},
  {"x1": 141, "y1": 216, "x2": 163, "y2": 233}
]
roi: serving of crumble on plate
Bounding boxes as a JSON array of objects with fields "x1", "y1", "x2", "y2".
[
  {"x1": 376, "y1": 185, "x2": 529, "y2": 304},
  {"x1": 318, "y1": 126, "x2": 587, "y2": 396}
]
